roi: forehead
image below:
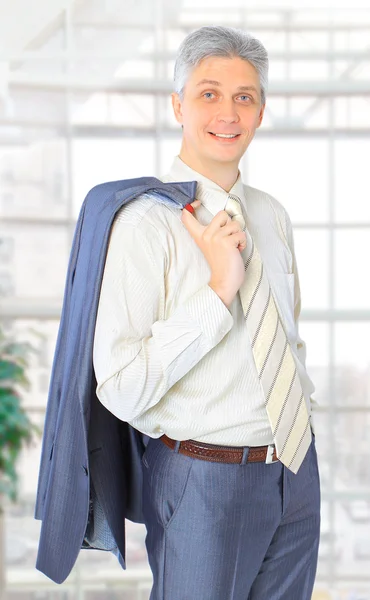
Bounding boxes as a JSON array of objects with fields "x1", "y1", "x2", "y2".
[{"x1": 189, "y1": 55, "x2": 260, "y2": 88}]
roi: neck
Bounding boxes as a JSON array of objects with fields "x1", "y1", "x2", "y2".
[{"x1": 178, "y1": 148, "x2": 240, "y2": 193}]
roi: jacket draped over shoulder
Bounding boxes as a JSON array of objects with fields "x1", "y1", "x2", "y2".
[{"x1": 34, "y1": 177, "x2": 197, "y2": 584}]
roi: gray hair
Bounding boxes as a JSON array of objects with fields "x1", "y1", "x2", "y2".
[{"x1": 174, "y1": 25, "x2": 269, "y2": 105}]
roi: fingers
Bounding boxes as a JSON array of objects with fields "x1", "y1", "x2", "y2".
[
  {"x1": 218, "y1": 220, "x2": 244, "y2": 238},
  {"x1": 181, "y1": 199, "x2": 203, "y2": 238},
  {"x1": 182, "y1": 200, "x2": 201, "y2": 214},
  {"x1": 209, "y1": 210, "x2": 231, "y2": 230},
  {"x1": 236, "y1": 234, "x2": 247, "y2": 251},
  {"x1": 205, "y1": 210, "x2": 236, "y2": 237},
  {"x1": 210, "y1": 212, "x2": 245, "y2": 245},
  {"x1": 181, "y1": 202, "x2": 246, "y2": 250}
]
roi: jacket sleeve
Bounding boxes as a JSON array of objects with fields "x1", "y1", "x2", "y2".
[{"x1": 93, "y1": 216, "x2": 233, "y2": 423}]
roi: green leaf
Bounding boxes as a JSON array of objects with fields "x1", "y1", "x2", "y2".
[
  {"x1": 0, "y1": 359, "x2": 23, "y2": 382},
  {"x1": 0, "y1": 324, "x2": 40, "y2": 505}
]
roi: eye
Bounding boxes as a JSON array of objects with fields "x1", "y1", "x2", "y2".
[
  {"x1": 203, "y1": 92, "x2": 215, "y2": 99},
  {"x1": 238, "y1": 95, "x2": 252, "y2": 102}
]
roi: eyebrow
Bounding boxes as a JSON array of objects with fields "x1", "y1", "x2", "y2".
[{"x1": 196, "y1": 79, "x2": 259, "y2": 94}]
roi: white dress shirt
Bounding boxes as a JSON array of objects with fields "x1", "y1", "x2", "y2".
[{"x1": 93, "y1": 156, "x2": 316, "y2": 446}]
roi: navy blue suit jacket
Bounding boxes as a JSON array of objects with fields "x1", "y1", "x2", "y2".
[{"x1": 34, "y1": 177, "x2": 197, "y2": 583}]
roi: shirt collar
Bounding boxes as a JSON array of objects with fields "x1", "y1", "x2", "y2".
[{"x1": 161, "y1": 155, "x2": 246, "y2": 217}]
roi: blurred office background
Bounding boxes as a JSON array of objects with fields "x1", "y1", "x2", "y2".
[{"x1": 0, "y1": 0, "x2": 370, "y2": 598}]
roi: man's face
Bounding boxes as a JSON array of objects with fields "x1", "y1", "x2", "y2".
[{"x1": 172, "y1": 55, "x2": 265, "y2": 170}]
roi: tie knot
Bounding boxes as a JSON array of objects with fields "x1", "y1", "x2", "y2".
[{"x1": 225, "y1": 194, "x2": 246, "y2": 230}]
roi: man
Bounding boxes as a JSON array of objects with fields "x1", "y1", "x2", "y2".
[{"x1": 93, "y1": 25, "x2": 320, "y2": 599}]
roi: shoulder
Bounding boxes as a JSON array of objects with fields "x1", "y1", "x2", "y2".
[
  {"x1": 83, "y1": 178, "x2": 180, "y2": 232},
  {"x1": 114, "y1": 192, "x2": 160, "y2": 227},
  {"x1": 114, "y1": 192, "x2": 181, "y2": 237}
]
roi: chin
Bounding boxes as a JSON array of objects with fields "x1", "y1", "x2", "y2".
[
  {"x1": 208, "y1": 151, "x2": 243, "y2": 165},
  {"x1": 205, "y1": 145, "x2": 244, "y2": 161}
]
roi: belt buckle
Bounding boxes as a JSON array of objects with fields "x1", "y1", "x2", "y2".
[{"x1": 265, "y1": 444, "x2": 278, "y2": 464}]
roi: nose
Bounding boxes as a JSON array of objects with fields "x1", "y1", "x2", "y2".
[{"x1": 217, "y1": 99, "x2": 239, "y2": 123}]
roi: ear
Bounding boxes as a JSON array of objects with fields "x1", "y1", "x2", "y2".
[
  {"x1": 171, "y1": 92, "x2": 183, "y2": 125},
  {"x1": 256, "y1": 103, "x2": 266, "y2": 129}
]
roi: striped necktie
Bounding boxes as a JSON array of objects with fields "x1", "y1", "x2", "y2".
[{"x1": 225, "y1": 194, "x2": 312, "y2": 474}]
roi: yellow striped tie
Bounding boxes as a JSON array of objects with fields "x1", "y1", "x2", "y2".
[{"x1": 225, "y1": 194, "x2": 311, "y2": 474}]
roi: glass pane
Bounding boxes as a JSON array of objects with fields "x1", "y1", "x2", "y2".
[
  {"x1": 248, "y1": 138, "x2": 329, "y2": 223},
  {"x1": 299, "y1": 322, "x2": 329, "y2": 407},
  {"x1": 316, "y1": 499, "x2": 338, "y2": 580},
  {"x1": 72, "y1": 92, "x2": 155, "y2": 126},
  {"x1": 333, "y1": 413, "x2": 370, "y2": 492},
  {"x1": 317, "y1": 498, "x2": 370, "y2": 581},
  {"x1": 334, "y1": 322, "x2": 370, "y2": 407},
  {"x1": 8, "y1": 89, "x2": 66, "y2": 126},
  {"x1": 314, "y1": 411, "x2": 370, "y2": 580},
  {"x1": 334, "y1": 230, "x2": 370, "y2": 310},
  {"x1": 115, "y1": 60, "x2": 154, "y2": 79},
  {"x1": 160, "y1": 138, "x2": 183, "y2": 174},
  {"x1": 335, "y1": 140, "x2": 370, "y2": 222},
  {"x1": 0, "y1": 224, "x2": 69, "y2": 299},
  {"x1": 295, "y1": 229, "x2": 329, "y2": 309},
  {"x1": 0, "y1": 139, "x2": 69, "y2": 219},
  {"x1": 338, "y1": 508, "x2": 370, "y2": 579},
  {"x1": 72, "y1": 138, "x2": 155, "y2": 217},
  {"x1": 268, "y1": 61, "x2": 288, "y2": 80},
  {"x1": 6, "y1": 413, "x2": 43, "y2": 572},
  {"x1": 290, "y1": 61, "x2": 329, "y2": 80}
]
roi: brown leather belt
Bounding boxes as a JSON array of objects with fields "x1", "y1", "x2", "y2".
[{"x1": 160, "y1": 434, "x2": 278, "y2": 465}]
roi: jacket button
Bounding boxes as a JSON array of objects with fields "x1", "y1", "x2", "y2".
[{"x1": 82, "y1": 465, "x2": 88, "y2": 476}]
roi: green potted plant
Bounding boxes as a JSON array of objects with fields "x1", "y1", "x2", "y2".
[
  {"x1": 0, "y1": 324, "x2": 38, "y2": 595},
  {"x1": 0, "y1": 325, "x2": 37, "y2": 503}
]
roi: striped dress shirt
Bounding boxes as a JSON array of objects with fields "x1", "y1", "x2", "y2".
[{"x1": 93, "y1": 155, "x2": 316, "y2": 446}]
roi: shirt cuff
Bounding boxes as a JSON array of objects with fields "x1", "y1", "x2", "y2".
[{"x1": 183, "y1": 284, "x2": 234, "y2": 350}]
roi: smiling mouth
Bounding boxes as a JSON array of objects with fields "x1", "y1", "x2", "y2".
[{"x1": 209, "y1": 132, "x2": 241, "y2": 139}]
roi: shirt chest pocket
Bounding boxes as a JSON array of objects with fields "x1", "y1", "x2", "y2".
[{"x1": 270, "y1": 272, "x2": 297, "y2": 344}]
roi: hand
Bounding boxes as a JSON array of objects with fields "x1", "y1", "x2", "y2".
[{"x1": 181, "y1": 200, "x2": 247, "y2": 308}]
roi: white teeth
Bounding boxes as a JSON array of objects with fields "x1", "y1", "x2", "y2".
[{"x1": 213, "y1": 133, "x2": 238, "y2": 138}]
